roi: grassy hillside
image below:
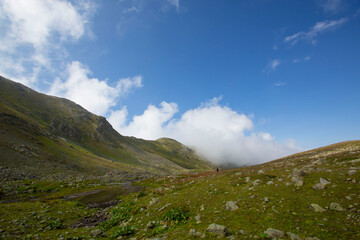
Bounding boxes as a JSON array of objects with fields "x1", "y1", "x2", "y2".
[
  {"x1": 0, "y1": 140, "x2": 359, "y2": 239},
  {"x1": 0, "y1": 76, "x2": 213, "y2": 180}
]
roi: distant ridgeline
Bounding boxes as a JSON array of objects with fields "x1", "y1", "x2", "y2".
[{"x1": 0, "y1": 76, "x2": 214, "y2": 181}]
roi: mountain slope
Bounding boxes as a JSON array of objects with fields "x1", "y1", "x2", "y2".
[{"x1": 0, "y1": 76, "x2": 213, "y2": 181}]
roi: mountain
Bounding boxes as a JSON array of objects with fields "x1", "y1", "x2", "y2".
[{"x1": 0, "y1": 76, "x2": 213, "y2": 181}]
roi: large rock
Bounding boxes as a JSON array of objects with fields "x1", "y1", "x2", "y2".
[
  {"x1": 310, "y1": 203, "x2": 326, "y2": 213},
  {"x1": 291, "y1": 169, "x2": 306, "y2": 183},
  {"x1": 330, "y1": 202, "x2": 344, "y2": 212},
  {"x1": 312, "y1": 178, "x2": 331, "y2": 190},
  {"x1": 207, "y1": 223, "x2": 228, "y2": 237},
  {"x1": 312, "y1": 183, "x2": 325, "y2": 190},
  {"x1": 264, "y1": 228, "x2": 284, "y2": 239},
  {"x1": 225, "y1": 201, "x2": 239, "y2": 211}
]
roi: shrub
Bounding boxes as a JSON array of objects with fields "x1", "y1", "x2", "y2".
[
  {"x1": 137, "y1": 191, "x2": 146, "y2": 198},
  {"x1": 163, "y1": 206, "x2": 190, "y2": 225}
]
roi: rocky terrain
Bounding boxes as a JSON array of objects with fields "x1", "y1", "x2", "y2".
[{"x1": 0, "y1": 140, "x2": 359, "y2": 239}]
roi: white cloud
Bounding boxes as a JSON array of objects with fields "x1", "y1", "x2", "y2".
[
  {"x1": 265, "y1": 59, "x2": 281, "y2": 73},
  {"x1": 0, "y1": 0, "x2": 95, "y2": 86},
  {"x1": 49, "y1": 61, "x2": 143, "y2": 116},
  {"x1": 292, "y1": 56, "x2": 311, "y2": 63},
  {"x1": 321, "y1": 0, "x2": 342, "y2": 13},
  {"x1": 167, "y1": 0, "x2": 180, "y2": 11},
  {"x1": 108, "y1": 98, "x2": 300, "y2": 166},
  {"x1": 284, "y1": 18, "x2": 347, "y2": 45},
  {"x1": 123, "y1": 6, "x2": 140, "y2": 13},
  {"x1": 273, "y1": 81, "x2": 286, "y2": 87}
]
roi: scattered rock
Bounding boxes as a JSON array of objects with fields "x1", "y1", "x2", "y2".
[
  {"x1": 320, "y1": 178, "x2": 330, "y2": 185},
  {"x1": 267, "y1": 180, "x2": 274, "y2": 185},
  {"x1": 200, "y1": 204, "x2": 205, "y2": 211},
  {"x1": 345, "y1": 195, "x2": 352, "y2": 200},
  {"x1": 310, "y1": 203, "x2": 326, "y2": 213},
  {"x1": 189, "y1": 229, "x2": 202, "y2": 237},
  {"x1": 158, "y1": 203, "x2": 171, "y2": 212},
  {"x1": 252, "y1": 179, "x2": 261, "y2": 186},
  {"x1": 147, "y1": 221, "x2": 156, "y2": 229},
  {"x1": 312, "y1": 183, "x2": 325, "y2": 190},
  {"x1": 291, "y1": 169, "x2": 306, "y2": 183},
  {"x1": 207, "y1": 223, "x2": 228, "y2": 237},
  {"x1": 287, "y1": 232, "x2": 302, "y2": 240},
  {"x1": 258, "y1": 170, "x2": 264, "y2": 174},
  {"x1": 149, "y1": 198, "x2": 158, "y2": 206},
  {"x1": 264, "y1": 228, "x2": 284, "y2": 239},
  {"x1": 90, "y1": 229, "x2": 103, "y2": 237},
  {"x1": 348, "y1": 170, "x2": 356, "y2": 175},
  {"x1": 239, "y1": 230, "x2": 247, "y2": 235},
  {"x1": 225, "y1": 201, "x2": 239, "y2": 211},
  {"x1": 312, "y1": 178, "x2": 331, "y2": 190},
  {"x1": 294, "y1": 181, "x2": 303, "y2": 187},
  {"x1": 264, "y1": 197, "x2": 270, "y2": 202},
  {"x1": 305, "y1": 237, "x2": 320, "y2": 240},
  {"x1": 330, "y1": 202, "x2": 344, "y2": 212}
]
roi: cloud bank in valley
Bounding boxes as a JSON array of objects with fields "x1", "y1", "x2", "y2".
[{"x1": 108, "y1": 97, "x2": 300, "y2": 166}]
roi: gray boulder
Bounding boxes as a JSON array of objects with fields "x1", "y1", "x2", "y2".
[
  {"x1": 225, "y1": 201, "x2": 239, "y2": 211},
  {"x1": 264, "y1": 228, "x2": 284, "y2": 239},
  {"x1": 310, "y1": 203, "x2": 326, "y2": 213},
  {"x1": 207, "y1": 223, "x2": 228, "y2": 237},
  {"x1": 330, "y1": 202, "x2": 344, "y2": 212}
]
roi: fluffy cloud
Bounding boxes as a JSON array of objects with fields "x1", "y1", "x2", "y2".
[
  {"x1": 108, "y1": 98, "x2": 299, "y2": 166},
  {"x1": 49, "y1": 61, "x2": 143, "y2": 116},
  {"x1": 284, "y1": 18, "x2": 347, "y2": 45},
  {"x1": 0, "y1": 0, "x2": 95, "y2": 85}
]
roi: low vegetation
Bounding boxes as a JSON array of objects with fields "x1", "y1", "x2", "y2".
[{"x1": 0, "y1": 141, "x2": 359, "y2": 239}]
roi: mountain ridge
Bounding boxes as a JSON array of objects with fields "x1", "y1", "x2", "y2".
[{"x1": 0, "y1": 76, "x2": 214, "y2": 181}]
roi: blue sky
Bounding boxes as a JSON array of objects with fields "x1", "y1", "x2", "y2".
[{"x1": 1, "y1": 0, "x2": 359, "y2": 165}]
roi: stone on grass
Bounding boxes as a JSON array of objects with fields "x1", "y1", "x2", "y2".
[
  {"x1": 149, "y1": 198, "x2": 158, "y2": 206},
  {"x1": 189, "y1": 229, "x2": 202, "y2": 237},
  {"x1": 291, "y1": 169, "x2": 306, "y2": 183},
  {"x1": 147, "y1": 221, "x2": 156, "y2": 229},
  {"x1": 287, "y1": 232, "x2": 302, "y2": 240},
  {"x1": 305, "y1": 237, "x2": 320, "y2": 240},
  {"x1": 320, "y1": 178, "x2": 330, "y2": 185},
  {"x1": 294, "y1": 181, "x2": 304, "y2": 187},
  {"x1": 312, "y1": 183, "x2": 325, "y2": 190},
  {"x1": 348, "y1": 170, "x2": 356, "y2": 175},
  {"x1": 310, "y1": 203, "x2": 326, "y2": 213},
  {"x1": 239, "y1": 230, "x2": 247, "y2": 235},
  {"x1": 312, "y1": 178, "x2": 330, "y2": 190},
  {"x1": 264, "y1": 228, "x2": 284, "y2": 239},
  {"x1": 330, "y1": 202, "x2": 344, "y2": 212},
  {"x1": 225, "y1": 201, "x2": 239, "y2": 211},
  {"x1": 252, "y1": 179, "x2": 261, "y2": 186},
  {"x1": 267, "y1": 181, "x2": 274, "y2": 185},
  {"x1": 90, "y1": 229, "x2": 103, "y2": 237},
  {"x1": 207, "y1": 223, "x2": 228, "y2": 238}
]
